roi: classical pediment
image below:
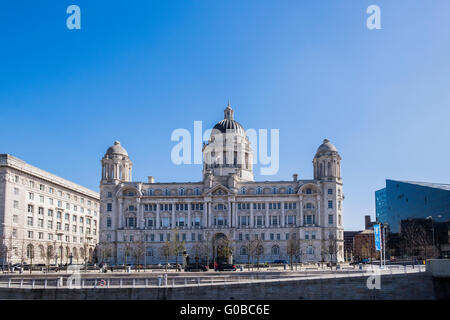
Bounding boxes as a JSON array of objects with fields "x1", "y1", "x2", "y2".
[{"x1": 205, "y1": 184, "x2": 234, "y2": 196}]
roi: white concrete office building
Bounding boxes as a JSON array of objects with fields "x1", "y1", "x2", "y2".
[{"x1": 0, "y1": 154, "x2": 99, "y2": 266}]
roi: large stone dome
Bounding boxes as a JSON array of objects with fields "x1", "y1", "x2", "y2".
[
  {"x1": 315, "y1": 139, "x2": 337, "y2": 157},
  {"x1": 106, "y1": 141, "x2": 128, "y2": 156},
  {"x1": 212, "y1": 104, "x2": 246, "y2": 136}
]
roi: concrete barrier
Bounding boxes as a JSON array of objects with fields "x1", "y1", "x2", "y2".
[
  {"x1": 426, "y1": 259, "x2": 450, "y2": 278},
  {"x1": 0, "y1": 272, "x2": 437, "y2": 300}
]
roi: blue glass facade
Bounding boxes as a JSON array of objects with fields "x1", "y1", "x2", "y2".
[{"x1": 375, "y1": 180, "x2": 450, "y2": 233}]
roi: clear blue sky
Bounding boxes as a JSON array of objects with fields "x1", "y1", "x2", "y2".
[{"x1": 1, "y1": 1, "x2": 449, "y2": 231}]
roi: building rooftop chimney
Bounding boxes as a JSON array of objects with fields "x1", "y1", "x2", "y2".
[{"x1": 148, "y1": 176, "x2": 154, "y2": 184}]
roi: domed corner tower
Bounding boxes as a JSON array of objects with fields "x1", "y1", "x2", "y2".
[
  {"x1": 101, "y1": 141, "x2": 133, "y2": 185},
  {"x1": 203, "y1": 103, "x2": 254, "y2": 183},
  {"x1": 313, "y1": 139, "x2": 342, "y2": 182},
  {"x1": 313, "y1": 139, "x2": 344, "y2": 263}
]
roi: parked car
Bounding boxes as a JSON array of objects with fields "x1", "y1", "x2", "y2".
[
  {"x1": 215, "y1": 264, "x2": 237, "y2": 271},
  {"x1": 273, "y1": 260, "x2": 287, "y2": 264},
  {"x1": 184, "y1": 263, "x2": 208, "y2": 272}
]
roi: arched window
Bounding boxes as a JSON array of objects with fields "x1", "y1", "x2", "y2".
[
  {"x1": 164, "y1": 188, "x2": 169, "y2": 196},
  {"x1": 146, "y1": 247, "x2": 153, "y2": 257},
  {"x1": 287, "y1": 187, "x2": 293, "y2": 194},
  {"x1": 306, "y1": 203, "x2": 312, "y2": 209},
  {"x1": 148, "y1": 189, "x2": 154, "y2": 196},
  {"x1": 306, "y1": 188, "x2": 312, "y2": 194},
  {"x1": 128, "y1": 205, "x2": 135, "y2": 211},
  {"x1": 271, "y1": 245, "x2": 280, "y2": 256},
  {"x1": 241, "y1": 187, "x2": 247, "y2": 194},
  {"x1": 272, "y1": 187, "x2": 278, "y2": 194},
  {"x1": 240, "y1": 246, "x2": 248, "y2": 256},
  {"x1": 194, "y1": 188, "x2": 200, "y2": 195},
  {"x1": 256, "y1": 187, "x2": 262, "y2": 194},
  {"x1": 307, "y1": 246, "x2": 314, "y2": 255},
  {"x1": 178, "y1": 188, "x2": 184, "y2": 196},
  {"x1": 327, "y1": 162, "x2": 331, "y2": 176},
  {"x1": 27, "y1": 244, "x2": 34, "y2": 259}
]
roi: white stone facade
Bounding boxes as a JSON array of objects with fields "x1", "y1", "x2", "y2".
[
  {"x1": 0, "y1": 154, "x2": 99, "y2": 266},
  {"x1": 100, "y1": 106, "x2": 344, "y2": 265}
]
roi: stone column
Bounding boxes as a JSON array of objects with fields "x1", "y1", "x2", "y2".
[
  {"x1": 208, "y1": 202, "x2": 212, "y2": 227},
  {"x1": 118, "y1": 198, "x2": 123, "y2": 229},
  {"x1": 187, "y1": 202, "x2": 191, "y2": 229},
  {"x1": 228, "y1": 201, "x2": 231, "y2": 227},
  {"x1": 317, "y1": 196, "x2": 321, "y2": 226},
  {"x1": 203, "y1": 201, "x2": 207, "y2": 228},
  {"x1": 250, "y1": 202, "x2": 254, "y2": 228},
  {"x1": 156, "y1": 203, "x2": 160, "y2": 229},
  {"x1": 233, "y1": 202, "x2": 237, "y2": 228},
  {"x1": 265, "y1": 201, "x2": 269, "y2": 228},
  {"x1": 281, "y1": 201, "x2": 285, "y2": 227},
  {"x1": 299, "y1": 196, "x2": 304, "y2": 227},
  {"x1": 171, "y1": 202, "x2": 176, "y2": 228},
  {"x1": 137, "y1": 198, "x2": 143, "y2": 229}
]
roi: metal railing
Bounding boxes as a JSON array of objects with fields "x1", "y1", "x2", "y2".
[{"x1": 0, "y1": 265, "x2": 425, "y2": 289}]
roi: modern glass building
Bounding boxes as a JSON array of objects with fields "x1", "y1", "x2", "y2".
[{"x1": 375, "y1": 180, "x2": 450, "y2": 233}]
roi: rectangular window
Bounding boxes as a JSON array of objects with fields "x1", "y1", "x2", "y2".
[
  {"x1": 107, "y1": 203, "x2": 112, "y2": 212},
  {"x1": 305, "y1": 232, "x2": 309, "y2": 240},
  {"x1": 13, "y1": 200, "x2": 19, "y2": 209},
  {"x1": 328, "y1": 215, "x2": 333, "y2": 225},
  {"x1": 328, "y1": 200, "x2": 333, "y2": 209},
  {"x1": 328, "y1": 189, "x2": 333, "y2": 195}
]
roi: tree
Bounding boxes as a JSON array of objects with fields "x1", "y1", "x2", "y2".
[
  {"x1": 46, "y1": 245, "x2": 55, "y2": 272},
  {"x1": 287, "y1": 233, "x2": 301, "y2": 270},
  {"x1": 320, "y1": 240, "x2": 329, "y2": 267},
  {"x1": 200, "y1": 232, "x2": 214, "y2": 266},
  {"x1": 99, "y1": 242, "x2": 113, "y2": 264},
  {"x1": 0, "y1": 235, "x2": 14, "y2": 269},
  {"x1": 27, "y1": 244, "x2": 34, "y2": 274},
  {"x1": 132, "y1": 234, "x2": 146, "y2": 272},
  {"x1": 415, "y1": 225, "x2": 432, "y2": 260},
  {"x1": 159, "y1": 241, "x2": 171, "y2": 271},
  {"x1": 253, "y1": 239, "x2": 264, "y2": 270},
  {"x1": 190, "y1": 243, "x2": 204, "y2": 264},
  {"x1": 170, "y1": 229, "x2": 185, "y2": 271},
  {"x1": 38, "y1": 245, "x2": 45, "y2": 267},
  {"x1": 242, "y1": 237, "x2": 256, "y2": 270},
  {"x1": 328, "y1": 234, "x2": 339, "y2": 265},
  {"x1": 123, "y1": 241, "x2": 133, "y2": 268}
]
